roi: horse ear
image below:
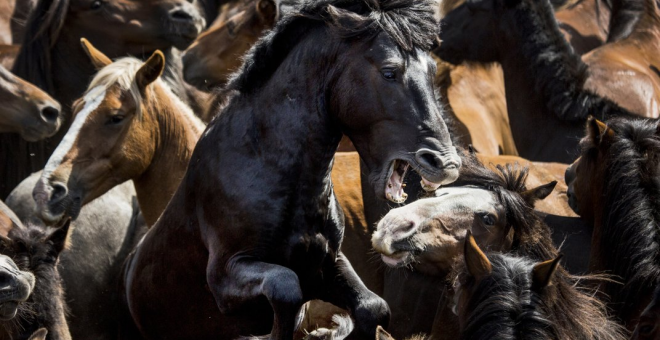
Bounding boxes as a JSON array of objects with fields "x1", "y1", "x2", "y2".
[
  {"x1": 532, "y1": 254, "x2": 563, "y2": 290},
  {"x1": 27, "y1": 328, "x2": 48, "y2": 340},
  {"x1": 375, "y1": 326, "x2": 395, "y2": 340},
  {"x1": 136, "y1": 50, "x2": 165, "y2": 91},
  {"x1": 48, "y1": 218, "x2": 72, "y2": 256},
  {"x1": 587, "y1": 116, "x2": 614, "y2": 145},
  {"x1": 520, "y1": 181, "x2": 557, "y2": 206},
  {"x1": 326, "y1": 5, "x2": 368, "y2": 29},
  {"x1": 464, "y1": 231, "x2": 492, "y2": 280},
  {"x1": 256, "y1": 0, "x2": 277, "y2": 23},
  {"x1": 80, "y1": 38, "x2": 112, "y2": 70}
]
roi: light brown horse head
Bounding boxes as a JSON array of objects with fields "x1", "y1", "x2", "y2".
[
  {"x1": 182, "y1": 0, "x2": 280, "y2": 90},
  {"x1": 32, "y1": 39, "x2": 172, "y2": 224},
  {"x1": 67, "y1": 0, "x2": 205, "y2": 52},
  {"x1": 372, "y1": 164, "x2": 555, "y2": 276},
  {"x1": 0, "y1": 65, "x2": 61, "y2": 141},
  {"x1": 565, "y1": 117, "x2": 615, "y2": 222}
]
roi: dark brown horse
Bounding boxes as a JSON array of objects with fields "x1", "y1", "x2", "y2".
[
  {"x1": 437, "y1": 0, "x2": 647, "y2": 163},
  {"x1": 121, "y1": 1, "x2": 461, "y2": 339},
  {"x1": 450, "y1": 233, "x2": 624, "y2": 340},
  {"x1": 0, "y1": 0, "x2": 207, "y2": 198},
  {"x1": 372, "y1": 154, "x2": 619, "y2": 339},
  {"x1": 0, "y1": 64, "x2": 61, "y2": 142},
  {"x1": 33, "y1": 39, "x2": 204, "y2": 227},
  {"x1": 0, "y1": 219, "x2": 72, "y2": 340},
  {"x1": 632, "y1": 286, "x2": 660, "y2": 340},
  {"x1": 565, "y1": 117, "x2": 660, "y2": 329}
]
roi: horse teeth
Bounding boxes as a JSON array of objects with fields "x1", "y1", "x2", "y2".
[{"x1": 402, "y1": 184, "x2": 406, "y2": 188}]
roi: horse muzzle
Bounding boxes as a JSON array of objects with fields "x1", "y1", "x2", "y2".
[{"x1": 32, "y1": 179, "x2": 81, "y2": 224}]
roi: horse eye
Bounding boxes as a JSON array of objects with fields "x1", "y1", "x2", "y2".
[
  {"x1": 106, "y1": 115, "x2": 125, "y2": 125},
  {"x1": 381, "y1": 69, "x2": 396, "y2": 81},
  {"x1": 639, "y1": 323, "x2": 655, "y2": 334},
  {"x1": 90, "y1": 0, "x2": 102, "y2": 10},
  {"x1": 481, "y1": 214, "x2": 496, "y2": 226}
]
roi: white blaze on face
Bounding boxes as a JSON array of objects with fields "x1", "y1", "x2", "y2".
[{"x1": 41, "y1": 86, "x2": 107, "y2": 180}]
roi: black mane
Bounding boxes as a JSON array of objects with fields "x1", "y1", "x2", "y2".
[
  {"x1": 11, "y1": 0, "x2": 70, "y2": 92},
  {"x1": 458, "y1": 254, "x2": 557, "y2": 340},
  {"x1": 590, "y1": 117, "x2": 660, "y2": 322},
  {"x1": 228, "y1": 0, "x2": 438, "y2": 94},
  {"x1": 450, "y1": 151, "x2": 626, "y2": 340}
]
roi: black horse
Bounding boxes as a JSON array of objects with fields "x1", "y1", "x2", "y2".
[{"x1": 121, "y1": 0, "x2": 461, "y2": 339}]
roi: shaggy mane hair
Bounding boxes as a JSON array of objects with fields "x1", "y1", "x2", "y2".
[
  {"x1": 447, "y1": 151, "x2": 626, "y2": 340},
  {"x1": 228, "y1": 0, "x2": 438, "y2": 94},
  {"x1": 581, "y1": 117, "x2": 660, "y2": 323}
]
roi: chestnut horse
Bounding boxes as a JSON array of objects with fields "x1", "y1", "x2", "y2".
[
  {"x1": 437, "y1": 0, "x2": 650, "y2": 163},
  {"x1": 0, "y1": 0, "x2": 207, "y2": 198},
  {"x1": 183, "y1": 0, "x2": 283, "y2": 90},
  {"x1": 565, "y1": 117, "x2": 660, "y2": 329},
  {"x1": 448, "y1": 234, "x2": 624, "y2": 340},
  {"x1": 371, "y1": 156, "x2": 623, "y2": 339},
  {"x1": 0, "y1": 219, "x2": 72, "y2": 340},
  {"x1": 121, "y1": 1, "x2": 461, "y2": 338},
  {"x1": 33, "y1": 39, "x2": 204, "y2": 227},
  {"x1": 632, "y1": 286, "x2": 660, "y2": 340},
  {"x1": 0, "y1": 64, "x2": 61, "y2": 142}
]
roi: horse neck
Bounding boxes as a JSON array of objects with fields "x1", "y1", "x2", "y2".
[
  {"x1": 28, "y1": 262, "x2": 70, "y2": 340},
  {"x1": 188, "y1": 36, "x2": 343, "y2": 224},
  {"x1": 133, "y1": 84, "x2": 204, "y2": 226},
  {"x1": 597, "y1": 150, "x2": 660, "y2": 324},
  {"x1": 498, "y1": 1, "x2": 621, "y2": 162}
]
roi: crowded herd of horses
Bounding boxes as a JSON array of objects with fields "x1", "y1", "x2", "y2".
[{"x1": 0, "y1": 0, "x2": 659, "y2": 338}]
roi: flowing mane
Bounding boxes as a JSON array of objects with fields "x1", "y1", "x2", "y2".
[
  {"x1": 11, "y1": 0, "x2": 69, "y2": 92},
  {"x1": 449, "y1": 152, "x2": 626, "y2": 340},
  {"x1": 228, "y1": 0, "x2": 438, "y2": 94},
  {"x1": 590, "y1": 117, "x2": 660, "y2": 321}
]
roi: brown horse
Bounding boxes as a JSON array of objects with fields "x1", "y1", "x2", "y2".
[
  {"x1": 434, "y1": 0, "x2": 611, "y2": 156},
  {"x1": 33, "y1": 39, "x2": 204, "y2": 227},
  {"x1": 437, "y1": 0, "x2": 649, "y2": 163},
  {"x1": 372, "y1": 155, "x2": 624, "y2": 339},
  {"x1": 183, "y1": 0, "x2": 281, "y2": 90},
  {"x1": 0, "y1": 219, "x2": 72, "y2": 340},
  {"x1": 632, "y1": 286, "x2": 660, "y2": 340},
  {"x1": 0, "y1": 64, "x2": 61, "y2": 142},
  {"x1": 0, "y1": 0, "x2": 207, "y2": 198},
  {"x1": 121, "y1": 0, "x2": 461, "y2": 338},
  {"x1": 565, "y1": 117, "x2": 660, "y2": 329}
]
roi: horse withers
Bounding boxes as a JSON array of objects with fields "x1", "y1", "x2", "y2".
[{"x1": 122, "y1": 0, "x2": 461, "y2": 339}]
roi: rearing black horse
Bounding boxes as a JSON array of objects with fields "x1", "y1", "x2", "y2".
[{"x1": 121, "y1": 0, "x2": 461, "y2": 339}]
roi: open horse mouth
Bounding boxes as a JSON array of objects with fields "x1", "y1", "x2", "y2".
[
  {"x1": 385, "y1": 159, "x2": 457, "y2": 204},
  {"x1": 381, "y1": 250, "x2": 413, "y2": 268}
]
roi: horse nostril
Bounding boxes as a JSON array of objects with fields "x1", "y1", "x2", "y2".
[
  {"x1": 393, "y1": 221, "x2": 416, "y2": 237},
  {"x1": 41, "y1": 106, "x2": 60, "y2": 123},
  {"x1": 0, "y1": 272, "x2": 14, "y2": 289},
  {"x1": 50, "y1": 182, "x2": 69, "y2": 203},
  {"x1": 170, "y1": 8, "x2": 194, "y2": 22},
  {"x1": 418, "y1": 152, "x2": 441, "y2": 169}
]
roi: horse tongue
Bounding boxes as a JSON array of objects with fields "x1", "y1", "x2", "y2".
[
  {"x1": 420, "y1": 177, "x2": 442, "y2": 192},
  {"x1": 386, "y1": 162, "x2": 408, "y2": 204}
]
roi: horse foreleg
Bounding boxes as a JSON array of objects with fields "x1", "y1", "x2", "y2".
[
  {"x1": 319, "y1": 252, "x2": 390, "y2": 339},
  {"x1": 207, "y1": 254, "x2": 304, "y2": 340}
]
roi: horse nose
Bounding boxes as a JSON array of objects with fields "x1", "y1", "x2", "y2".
[
  {"x1": 564, "y1": 165, "x2": 575, "y2": 185},
  {"x1": 49, "y1": 182, "x2": 69, "y2": 204},
  {"x1": 415, "y1": 148, "x2": 459, "y2": 171},
  {"x1": 391, "y1": 220, "x2": 417, "y2": 240},
  {"x1": 169, "y1": 6, "x2": 196, "y2": 23},
  {"x1": 40, "y1": 106, "x2": 60, "y2": 124}
]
